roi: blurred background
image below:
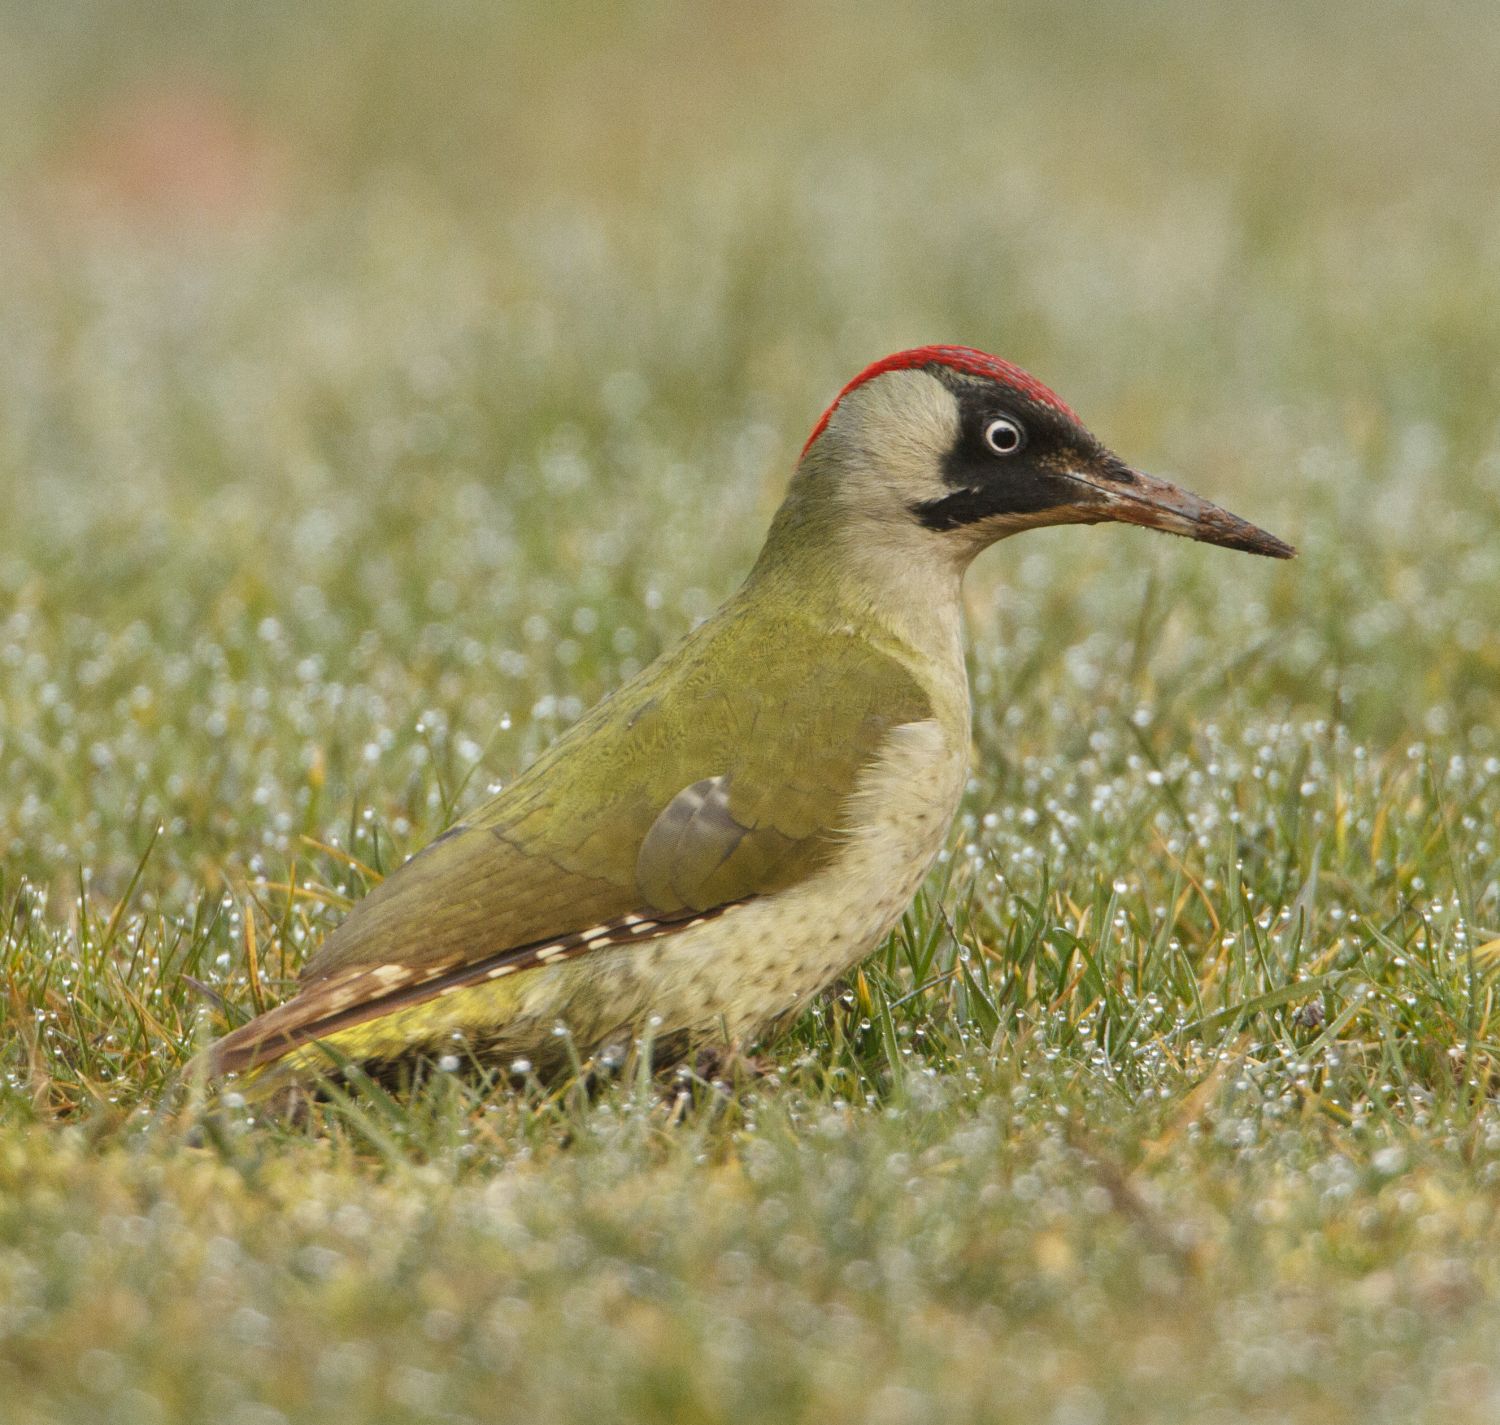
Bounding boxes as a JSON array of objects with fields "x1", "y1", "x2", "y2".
[
  {"x1": 0, "y1": 0, "x2": 1497, "y2": 893},
  {"x1": 6, "y1": 8, "x2": 1500, "y2": 1422}
]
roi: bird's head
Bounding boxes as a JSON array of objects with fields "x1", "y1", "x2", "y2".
[{"x1": 793, "y1": 345, "x2": 1294, "y2": 565}]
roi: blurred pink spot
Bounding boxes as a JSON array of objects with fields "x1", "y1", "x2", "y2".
[{"x1": 60, "y1": 80, "x2": 288, "y2": 227}]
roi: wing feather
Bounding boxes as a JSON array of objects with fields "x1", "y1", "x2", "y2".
[{"x1": 208, "y1": 605, "x2": 935, "y2": 1075}]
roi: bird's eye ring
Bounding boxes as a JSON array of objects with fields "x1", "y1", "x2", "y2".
[{"x1": 983, "y1": 417, "x2": 1024, "y2": 455}]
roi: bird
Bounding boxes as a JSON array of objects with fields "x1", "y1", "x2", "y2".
[{"x1": 204, "y1": 344, "x2": 1292, "y2": 1093}]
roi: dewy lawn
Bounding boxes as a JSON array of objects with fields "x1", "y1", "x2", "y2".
[{"x1": 2, "y1": 2, "x2": 1499, "y2": 1422}]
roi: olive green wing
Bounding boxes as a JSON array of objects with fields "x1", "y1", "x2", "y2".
[{"x1": 206, "y1": 619, "x2": 931, "y2": 1075}]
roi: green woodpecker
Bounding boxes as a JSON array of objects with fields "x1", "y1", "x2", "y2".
[{"x1": 207, "y1": 345, "x2": 1292, "y2": 1087}]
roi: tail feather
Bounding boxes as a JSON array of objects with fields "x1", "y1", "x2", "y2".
[{"x1": 198, "y1": 904, "x2": 731, "y2": 1078}]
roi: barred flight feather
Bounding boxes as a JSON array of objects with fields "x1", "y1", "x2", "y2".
[{"x1": 208, "y1": 904, "x2": 732, "y2": 1077}]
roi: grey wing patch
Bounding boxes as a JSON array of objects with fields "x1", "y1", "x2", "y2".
[{"x1": 635, "y1": 775, "x2": 748, "y2": 913}]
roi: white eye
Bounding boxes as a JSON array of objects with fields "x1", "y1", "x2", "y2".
[{"x1": 983, "y1": 417, "x2": 1024, "y2": 455}]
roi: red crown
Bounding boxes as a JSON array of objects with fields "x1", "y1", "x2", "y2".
[{"x1": 802, "y1": 345, "x2": 1078, "y2": 456}]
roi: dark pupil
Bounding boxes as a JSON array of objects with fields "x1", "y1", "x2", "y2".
[{"x1": 989, "y1": 422, "x2": 1017, "y2": 452}]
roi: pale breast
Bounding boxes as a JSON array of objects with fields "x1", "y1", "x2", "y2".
[
  {"x1": 613, "y1": 716, "x2": 970, "y2": 1045},
  {"x1": 297, "y1": 718, "x2": 971, "y2": 1071}
]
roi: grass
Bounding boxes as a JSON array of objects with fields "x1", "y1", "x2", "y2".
[{"x1": 3, "y1": 0, "x2": 1500, "y2": 1419}]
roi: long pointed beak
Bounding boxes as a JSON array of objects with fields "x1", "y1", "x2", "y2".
[{"x1": 1066, "y1": 467, "x2": 1295, "y2": 559}]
